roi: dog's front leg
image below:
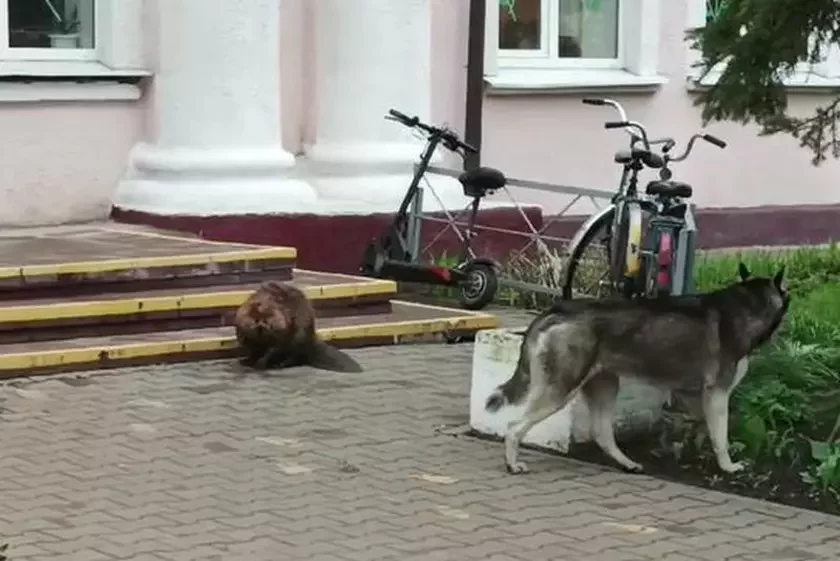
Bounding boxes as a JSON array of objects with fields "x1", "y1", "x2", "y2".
[{"x1": 701, "y1": 386, "x2": 743, "y2": 473}]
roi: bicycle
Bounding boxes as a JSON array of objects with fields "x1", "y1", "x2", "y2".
[
  {"x1": 359, "y1": 109, "x2": 505, "y2": 310},
  {"x1": 561, "y1": 98, "x2": 727, "y2": 301}
]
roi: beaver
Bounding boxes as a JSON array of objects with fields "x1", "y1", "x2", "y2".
[{"x1": 234, "y1": 280, "x2": 363, "y2": 373}]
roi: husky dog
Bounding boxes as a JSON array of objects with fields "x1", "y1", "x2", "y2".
[
  {"x1": 485, "y1": 263, "x2": 790, "y2": 475},
  {"x1": 234, "y1": 281, "x2": 364, "y2": 373}
]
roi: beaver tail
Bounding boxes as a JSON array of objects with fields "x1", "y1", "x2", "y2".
[{"x1": 306, "y1": 339, "x2": 364, "y2": 373}]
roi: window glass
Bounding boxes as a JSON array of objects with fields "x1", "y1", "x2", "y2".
[{"x1": 7, "y1": 0, "x2": 95, "y2": 50}]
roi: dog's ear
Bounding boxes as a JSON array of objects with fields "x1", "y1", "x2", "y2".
[
  {"x1": 738, "y1": 262, "x2": 751, "y2": 281},
  {"x1": 773, "y1": 265, "x2": 786, "y2": 289}
]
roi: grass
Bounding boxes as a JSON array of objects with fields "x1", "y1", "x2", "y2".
[{"x1": 688, "y1": 246, "x2": 840, "y2": 501}]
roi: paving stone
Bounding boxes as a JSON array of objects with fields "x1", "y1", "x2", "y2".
[{"x1": 1, "y1": 341, "x2": 839, "y2": 561}]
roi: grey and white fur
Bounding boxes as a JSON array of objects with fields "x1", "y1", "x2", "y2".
[{"x1": 485, "y1": 263, "x2": 790, "y2": 475}]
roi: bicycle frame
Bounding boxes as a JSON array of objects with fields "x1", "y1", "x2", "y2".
[
  {"x1": 563, "y1": 98, "x2": 718, "y2": 299},
  {"x1": 564, "y1": 191, "x2": 698, "y2": 298},
  {"x1": 566, "y1": 172, "x2": 645, "y2": 298}
]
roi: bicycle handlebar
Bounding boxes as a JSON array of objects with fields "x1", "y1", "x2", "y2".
[
  {"x1": 386, "y1": 108, "x2": 477, "y2": 155},
  {"x1": 668, "y1": 133, "x2": 727, "y2": 162},
  {"x1": 702, "y1": 133, "x2": 727, "y2": 149},
  {"x1": 582, "y1": 97, "x2": 628, "y2": 122},
  {"x1": 582, "y1": 98, "x2": 726, "y2": 165}
]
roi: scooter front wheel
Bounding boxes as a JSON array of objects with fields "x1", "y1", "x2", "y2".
[{"x1": 457, "y1": 262, "x2": 498, "y2": 311}]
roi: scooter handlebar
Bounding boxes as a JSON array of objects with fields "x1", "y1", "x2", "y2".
[
  {"x1": 387, "y1": 109, "x2": 477, "y2": 155},
  {"x1": 387, "y1": 108, "x2": 419, "y2": 128}
]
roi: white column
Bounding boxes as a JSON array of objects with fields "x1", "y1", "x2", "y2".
[
  {"x1": 305, "y1": 0, "x2": 466, "y2": 210},
  {"x1": 114, "y1": 0, "x2": 317, "y2": 215}
]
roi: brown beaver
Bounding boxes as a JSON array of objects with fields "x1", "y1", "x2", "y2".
[{"x1": 234, "y1": 280, "x2": 363, "y2": 373}]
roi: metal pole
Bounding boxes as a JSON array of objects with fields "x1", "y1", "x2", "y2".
[
  {"x1": 464, "y1": 0, "x2": 486, "y2": 171},
  {"x1": 407, "y1": 186, "x2": 424, "y2": 265}
]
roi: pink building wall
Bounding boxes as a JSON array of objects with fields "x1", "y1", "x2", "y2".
[
  {"x1": 467, "y1": 0, "x2": 840, "y2": 213},
  {"x1": 1, "y1": 0, "x2": 837, "y2": 228}
]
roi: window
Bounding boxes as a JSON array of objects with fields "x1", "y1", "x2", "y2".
[
  {"x1": 0, "y1": 0, "x2": 148, "y2": 103},
  {"x1": 497, "y1": 0, "x2": 620, "y2": 67},
  {"x1": 0, "y1": 0, "x2": 96, "y2": 60},
  {"x1": 687, "y1": 0, "x2": 840, "y2": 88},
  {"x1": 485, "y1": 0, "x2": 663, "y2": 92}
]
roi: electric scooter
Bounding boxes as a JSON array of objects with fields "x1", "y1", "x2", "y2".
[{"x1": 359, "y1": 109, "x2": 506, "y2": 310}]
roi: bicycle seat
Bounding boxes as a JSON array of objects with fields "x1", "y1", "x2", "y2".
[
  {"x1": 646, "y1": 180, "x2": 693, "y2": 198},
  {"x1": 614, "y1": 150, "x2": 633, "y2": 164},
  {"x1": 614, "y1": 148, "x2": 664, "y2": 169},
  {"x1": 458, "y1": 166, "x2": 506, "y2": 198}
]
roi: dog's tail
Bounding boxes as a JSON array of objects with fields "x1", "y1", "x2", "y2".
[
  {"x1": 485, "y1": 339, "x2": 531, "y2": 412},
  {"x1": 307, "y1": 339, "x2": 364, "y2": 373}
]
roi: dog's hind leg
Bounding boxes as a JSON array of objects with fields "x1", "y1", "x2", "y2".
[
  {"x1": 702, "y1": 385, "x2": 743, "y2": 474},
  {"x1": 504, "y1": 390, "x2": 567, "y2": 474},
  {"x1": 582, "y1": 372, "x2": 643, "y2": 472},
  {"x1": 503, "y1": 326, "x2": 599, "y2": 475}
]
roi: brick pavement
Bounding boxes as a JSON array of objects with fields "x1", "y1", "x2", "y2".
[{"x1": 1, "y1": 341, "x2": 839, "y2": 561}]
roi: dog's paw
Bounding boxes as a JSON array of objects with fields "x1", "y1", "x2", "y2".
[
  {"x1": 719, "y1": 460, "x2": 745, "y2": 474},
  {"x1": 621, "y1": 460, "x2": 644, "y2": 473},
  {"x1": 505, "y1": 461, "x2": 529, "y2": 475}
]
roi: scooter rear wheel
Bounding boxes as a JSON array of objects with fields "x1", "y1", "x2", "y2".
[{"x1": 458, "y1": 262, "x2": 498, "y2": 311}]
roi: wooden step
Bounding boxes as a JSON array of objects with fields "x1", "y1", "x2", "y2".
[
  {"x1": 0, "y1": 301, "x2": 499, "y2": 379},
  {"x1": 0, "y1": 270, "x2": 397, "y2": 343},
  {"x1": 0, "y1": 225, "x2": 296, "y2": 299}
]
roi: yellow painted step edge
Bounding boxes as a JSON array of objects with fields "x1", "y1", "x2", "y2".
[
  {"x1": 0, "y1": 312, "x2": 500, "y2": 371},
  {"x1": 0, "y1": 246, "x2": 297, "y2": 279},
  {"x1": 0, "y1": 279, "x2": 399, "y2": 323}
]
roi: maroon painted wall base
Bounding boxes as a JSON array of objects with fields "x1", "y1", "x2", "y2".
[
  {"x1": 111, "y1": 203, "x2": 840, "y2": 275},
  {"x1": 537, "y1": 204, "x2": 840, "y2": 250},
  {"x1": 112, "y1": 206, "x2": 544, "y2": 274}
]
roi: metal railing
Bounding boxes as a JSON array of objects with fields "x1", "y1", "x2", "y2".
[{"x1": 406, "y1": 165, "x2": 699, "y2": 298}]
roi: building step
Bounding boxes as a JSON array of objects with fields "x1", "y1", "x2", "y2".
[
  {"x1": 0, "y1": 301, "x2": 499, "y2": 379},
  {"x1": 0, "y1": 224, "x2": 296, "y2": 299},
  {"x1": 0, "y1": 270, "x2": 397, "y2": 343}
]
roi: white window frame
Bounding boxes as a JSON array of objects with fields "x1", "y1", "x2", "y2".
[
  {"x1": 0, "y1": 0, "x2": 148, "y2": 102},
  {"x1": 495, "y1": 0, "x2": 625, "y2": 70},
  {"x1": 0, "y1": 0, "x2": 99, "y2": 61},
  {"x1": 485, "y1": 0, "x2": 665, "y2": 92},
  {"x1": 687, "y1": 0, "x2": 840, "y2": 89}
]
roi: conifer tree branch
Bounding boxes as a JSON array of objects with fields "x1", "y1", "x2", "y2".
[{"x1": 687, "y1": 0, "x2": 840, "y2": 165}]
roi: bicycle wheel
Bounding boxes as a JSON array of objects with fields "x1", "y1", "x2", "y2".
[{"x1": 561, "y1": 208, "x2": 616, "y2": 300}]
